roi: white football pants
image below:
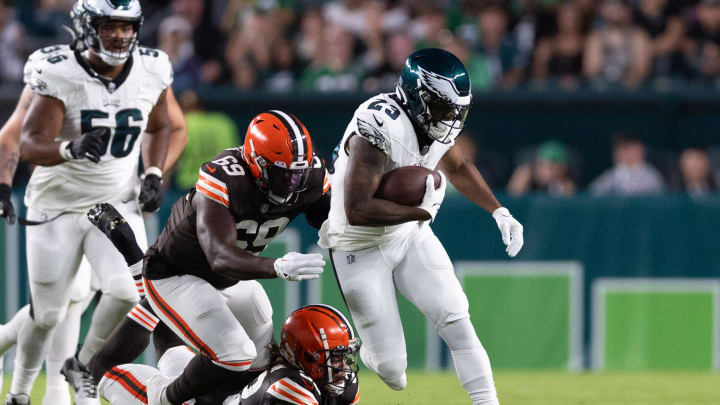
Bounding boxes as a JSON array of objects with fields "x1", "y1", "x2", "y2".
[
  {"x1": 10, "y1": 201, "x2": 145, "y2": 396},
  {"x1": 331, "y1": 223, "x2": 499, "y2": 404}
]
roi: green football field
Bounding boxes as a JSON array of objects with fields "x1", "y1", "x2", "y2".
[{"x1": 3, "y1": 370, "x2": 720, "y2": 404}]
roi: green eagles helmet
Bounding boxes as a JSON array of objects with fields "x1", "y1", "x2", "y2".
[
  {"x1": 395, "y1": 48, "x2": 472, "y2": 144},
  {"x1": 71, "y1": 0, "x2": 143, "y2": 66}
]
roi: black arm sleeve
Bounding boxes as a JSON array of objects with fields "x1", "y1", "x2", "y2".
[{"x1": 305, "y1": 191, "x2": 331, "y2": 229}]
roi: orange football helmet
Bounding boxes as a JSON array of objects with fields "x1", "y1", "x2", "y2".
[
  {"x1": 242, "y1": 110, "x2": 314, "y2": 205},
  {"x1": 280, "y1": 304, "x2": 361, "y2": 396}
]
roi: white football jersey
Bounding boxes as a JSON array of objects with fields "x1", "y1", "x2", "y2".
[
  {"x1": 319, "y1": 93, "x2": 455, "y2": 251},
  {"x1": 23, "y1": 45, "x2": 173, "y2": 212}
]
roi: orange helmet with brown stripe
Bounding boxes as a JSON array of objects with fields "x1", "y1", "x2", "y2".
[
  {"x1": 280, "y1": 304, "x2": 361, "y2": 396},
  {"x1": 242, "y1": 110, "x2": 314, "y2": 205}
]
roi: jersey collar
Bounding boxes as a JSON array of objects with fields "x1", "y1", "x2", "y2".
[
  {"x1": 74, "y1": 51, "x2": 134, "y2": 93},
  {"x1": 388, "y1": 93, "x2": 434, "y2": 155}
]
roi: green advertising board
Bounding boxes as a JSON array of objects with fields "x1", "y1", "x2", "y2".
[
  {"x1": 592, "y1": 278, "x2": 720, "y2": 371},
  {"x1": 456, "y1": 261, "x2": 584, "y2": 370}
]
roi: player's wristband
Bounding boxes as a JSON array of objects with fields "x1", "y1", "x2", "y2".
[
  {"x1": 59, "y1": 141, "x2": 74, "y2": 161},
  {"x1": 144, "y1": 166, "x2": 163, "y2": 179}
]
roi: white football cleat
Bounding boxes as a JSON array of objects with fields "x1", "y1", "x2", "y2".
[
  {"x1": 60, "y1": 356, "x2": 99, "y2": 405},
  {"x1": 146, "y1": 374, "x2": 174, "y2": 405}
]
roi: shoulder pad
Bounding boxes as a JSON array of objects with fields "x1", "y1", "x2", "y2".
[
  {"x1": 23, "y1": 45, "x2": 72, "y2": 85},
  {"x1": 135, "y1": 47, "x2": 173, "y2": 89},
  {"x1": 195, "y1": 149, "x2": 248, "y2": 208},
  {"x1": 25, "y1": 49, "x2": 77, "y2": 103},
  {"x1": 267, "y1": 375, "x2": 321, "y2": 405}
]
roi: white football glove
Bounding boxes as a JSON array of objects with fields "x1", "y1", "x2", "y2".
[
  {"x1": 492, "y1": 207, "x2": 524, "y2": 257},
  {"x1": 418, "y1": 171, "x2": 447, "y2": 222},
  {"x1": 274, "y1": 252, "x2": 325, "y2": 281}
]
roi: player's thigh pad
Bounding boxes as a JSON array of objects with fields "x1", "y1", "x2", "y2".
[
  {"x1": 222, "y1": 281, "x2": 274, "y2": 369},
  {"x1": 395, "y1": 226, "x2": 469, "y2": 329},
  {"x1": 26, "y1": 209, "x2": 85, "y2": 328},
  {"x1": 98, "y1": 364, "x2": 159, "y2": 405},
  {"x1": 69, "y1": 257, "x2": 93, "y2": 303},
  {"x1": 144, "y1": 276, "x2": 257, "y2": 371}
]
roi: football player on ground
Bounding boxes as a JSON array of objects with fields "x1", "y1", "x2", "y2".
[
  {"x1": 3, "y1": 0, "x2": 176, "y2": 403},
  {"x1": 80, "y1": 202, "x2": 357, "y2": 405},
  {"x1": 318, "y1": 48, "x2": 524, "y2": 405},
  {"x1": 0, "y1": 42, "x2": 188, "y2": 405},
  {"x1": 91, "y1": 110, "x2": 331, "y2": 405},
  {"x1": 99, "y1": 304, "x2": 360, "y2": 405}
]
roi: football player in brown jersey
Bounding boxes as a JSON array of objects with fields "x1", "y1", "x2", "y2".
[{"x1": 87, "y1": 110, "x2": 333, "y2": 404}]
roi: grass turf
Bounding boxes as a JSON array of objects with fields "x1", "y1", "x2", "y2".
[{"x1": 3, "y1": 370, "x2": 720, "y2": 404}]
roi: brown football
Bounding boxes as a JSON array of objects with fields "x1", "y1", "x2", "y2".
[{"x1": 374, "y1": 166, "x2": 441, "y2": 206}]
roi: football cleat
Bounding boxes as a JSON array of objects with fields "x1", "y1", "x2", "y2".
[
  {"x1": 87, "y1": 202, "x2": 126, "y2": 237},
  {"x1": 61, "y1": 356, "x2": 99, "y2": 405},
  {"x1": 4, "y1": 393, "x2": 30, "y2": 405}
]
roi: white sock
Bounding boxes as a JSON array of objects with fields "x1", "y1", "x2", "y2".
[
  {"x1": 0, "y1": 305, "x2": 31, "y2": 355},
  {"x1": 78, "y1": 296, "x2": 134, "y2": 364},
  {"x1": 47, "y1": 299, "x2": 85, "y2": 390},
  {"x1": 10, "y1": 318, "x2": 54, "y2": 396},
  {"x1": 157, "y1": 346, "x2": 195, "y2": 378},
  {"x1": 439, "y1": 318, "x2": 499, "y2": 405}
]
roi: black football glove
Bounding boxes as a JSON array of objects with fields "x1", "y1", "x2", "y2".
[
  {"x1": 0, "y1": 183, "x2": 16, "y2": 225},
  {"x1": 87, "y1": 203, "x2": 143, "y2": 265},
  {"x1": 139, "y1": 173, "x2": 163, "y2": 213},
  {"x1": 67, "y1": 127, "x2": 108, "y2": 163}
]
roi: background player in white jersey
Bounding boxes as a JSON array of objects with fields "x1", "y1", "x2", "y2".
[
  {"x1": 0, "y1": 42, "x2": 188, "y2": 405},
  {"x1": 318, "y1": 48, "x2": 524, "y2": 405},
  {"x1": 4, "y1": 0, "x2": 174, "y2": 403}
]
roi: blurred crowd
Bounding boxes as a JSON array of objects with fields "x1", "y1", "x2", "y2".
[
  {"x1": 6, "y1": 0, "x2": 720, "y2": 93},
  {"x1": 494, "y1": 134, "x2": 720, "y2": 197},
  {"x1": 3, "y1": 0, "x2": 719, "y2": 197}
]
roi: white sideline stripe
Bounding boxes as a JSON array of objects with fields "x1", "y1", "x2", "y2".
[{"x1": 198, "y1": 169, "x2": 228, "y2": 190}]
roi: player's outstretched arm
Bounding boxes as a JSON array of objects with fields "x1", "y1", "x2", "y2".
[
  {"x1": 344, "y1": 135, "x2": 432, "y2": 226},
  {"x1": 194, "y1": 195, "x2": 324, "y2": 281},
  {"x1": 0, "y1": 85, "x2": 34, "y2": 224},
  {"x1": 438, "y1": 144, "x2": 524, "y2": 257}
]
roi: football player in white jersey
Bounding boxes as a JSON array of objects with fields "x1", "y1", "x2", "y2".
[
  {"x1": 0, "y1": 43, "x2": 188, "y2": 405},
  {"x1": 318, "y1": 48, "x2": 524, "y2": 405},
  {"x1": 4, "y1": 0, "x2": 174, "y2": 404}
]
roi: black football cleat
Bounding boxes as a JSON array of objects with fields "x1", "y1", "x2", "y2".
[{"x1": 87, "y1": 202, "x2": 126, "y2": 237}]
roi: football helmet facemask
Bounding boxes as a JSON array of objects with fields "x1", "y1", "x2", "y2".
[
  {"x1": 280, "y1": 304, "x2": 361, "y2": 396},
  {"x1": 71, "y1": 0, "x2": 143, "y2": 66},
  {"x1": 242, "y1": 110, "x2": 314, "y2": 206},
  {"x1": 396, "y1": 48, "x2": 472, "y2": 144}
]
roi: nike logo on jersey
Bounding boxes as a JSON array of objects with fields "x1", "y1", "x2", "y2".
[
  {"x1": 373, "y1": 115, "x2": 384, "y2": 127},
  {"x1": 206, "y1": 164, "x2": 217, "y2": 173}
]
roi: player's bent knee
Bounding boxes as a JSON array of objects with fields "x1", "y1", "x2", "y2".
[
  {"x1": 33, "y1": 308, "x2": 66, "y2": 330},
  {"x1": 376, "y1": 358, "x2": 408, "y2": 390},
  {"x1": 249, "y1": 283, "x2": 273, "y2": 327},
  {"x1": 105, "y1": 276, "x2": 140, "y2": 303}
]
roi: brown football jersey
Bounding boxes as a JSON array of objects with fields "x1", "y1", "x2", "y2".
[{"x1": 143, "y1": 147, "x2": 331, "y2": 289}]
